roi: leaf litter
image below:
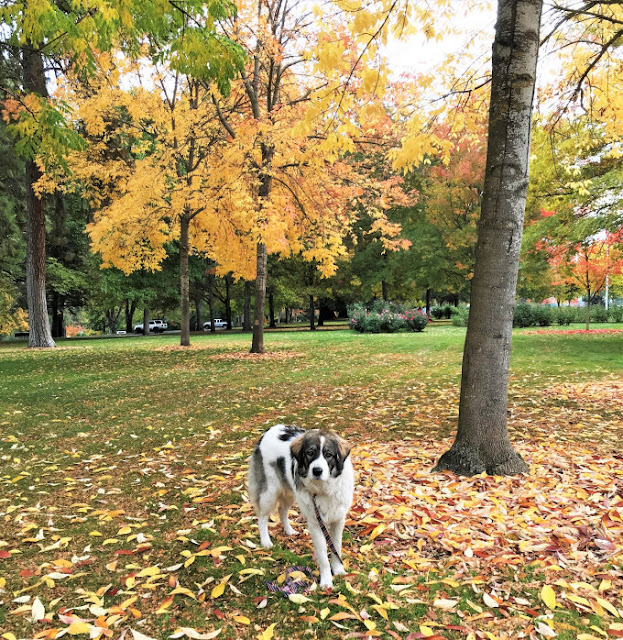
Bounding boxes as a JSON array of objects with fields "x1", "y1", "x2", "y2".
[{"x1": 1, "y1": 371, "x2": 623, "y2": 639}]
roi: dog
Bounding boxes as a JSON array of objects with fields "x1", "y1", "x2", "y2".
[{"x1": 247, "y1": 424, "x2": 353, "y2": 589}]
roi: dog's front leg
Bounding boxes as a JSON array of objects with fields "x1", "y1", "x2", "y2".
[
  {"x1": 328, "y1": 519, "x2": 345, "y2": 576},
  {"x1": 307, "y1": 521, "x2": 333, "y2": 589}
]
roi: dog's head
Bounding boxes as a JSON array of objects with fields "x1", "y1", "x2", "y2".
[{"x1": 290, "y1": 429, "x2": 351, "y2": 483}]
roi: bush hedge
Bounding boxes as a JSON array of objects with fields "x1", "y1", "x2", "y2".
[
  {"x1": 349, "y1": 302, "x2": 428, "y2": 333},
  {"x1": 512, "y1": 303, "x2": 623, "y2": 328}
]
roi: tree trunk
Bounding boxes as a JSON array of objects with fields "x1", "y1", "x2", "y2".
[
  {"x1": 125, "y1": 300, "x2": 136, "y2": 333},
  {"x1": 251, "y1": 243, "x2": 267, "y2": 352},
  {"x1": 194, "y1": 293, "x2": 203, "y2": 331},
  {"x1": 268, "y1": 288, "x2": 276, "y2": 328},
  {"x1": 243, "y1": 280, "x2": 252, "y2": 331},
  {"x1": 585, "y1": 289, "x2": 591, "y2": 331},
  {"x1": 207, "y1": 273, "x2": 216, "y2": 333},
  {"x1": 106, "y1": 308, "x2": 120, "y2": 334},
  {"x1": 180, "y1": 215, "x2": 191, "y2": 346},
  {"x1": 434, "y1": 0, "x2": 542, "y2": 477},
  {"x1": 51, "y1": 291, "x2": 65, "y2": 338},
  {"x1": 309, "y1": 295, "x2": 316, "y2": 331},
  {"x1": 426, "y1": 288, "x2": 432, "y2": 316},
  {"x1": 143, "y1": 307, "x2": 150, "y2": 336},
  {"x1": 24, "y1": 48, "x2": 55, "y2": 348},
  {"x1": 381, "y1": 280, "x2": 389, "y2": 301},
  {"x1": 224, "y1": 274, "x2": 233, "y2": 330}
]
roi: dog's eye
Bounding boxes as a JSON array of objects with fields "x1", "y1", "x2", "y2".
[
  {"x1": 324, "y1": 451, "x2": 333, "y2": 459},
  {"x1": 306, "y1": 449, "x2": 317, "y2": 459}
]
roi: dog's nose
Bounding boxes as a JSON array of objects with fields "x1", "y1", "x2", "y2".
[{"x1": 312, "y1": 466, "x2": 322, "y2": 478}]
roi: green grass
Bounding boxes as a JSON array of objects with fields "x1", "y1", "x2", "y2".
[{"x1": 1, "y1": 325, "x2": 623, "y2": 639}]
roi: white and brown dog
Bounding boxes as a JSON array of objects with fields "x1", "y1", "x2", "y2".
[{"x1": 247, "y1": 424, "x2": 353, "y2": 589}]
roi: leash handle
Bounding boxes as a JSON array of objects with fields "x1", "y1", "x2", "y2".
[{"x1": 312, "y1": 495, "x2": 343, "y2": 566}]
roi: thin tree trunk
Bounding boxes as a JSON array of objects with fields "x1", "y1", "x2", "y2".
[
  {"x1": 225, "y1": 274, "x2": 232, "y2": 330},
  {"x1": 309, "y1": 295, "x2": 316, "y2": 331},
  {"x1": 51, "y1": 291, "x2": 65, "y2": 338},
  {"x1": 24, "y1": 47, "x2": 54, "y2": 348},
  {"x1": 180, "y1": 215, "x2": 191, "y2": 346},
  {"x1": 143, "y1": 307, "x2": 150, "y2": 336},
  {"x1": 381, "y1": 280, "x2": 389, "y2": 301},
  {"x1": 207, "y1": 272, "x2": 216, "y2": 333},
  {"x1": 125, "y1": 300, "x2": 136, "y2": 333},
  {"x1": 194, "y1": 293, "x2": 203, "y2": 331},
  {"x1": 426, "y1": 288, "x2": 432, "y2": 316},
  {"x1": 585, "y1": 286, "x2": 591, "y2": 330},
  {"x1": 435, "y1": 0, "x2": 542, "y2": 476},
  {"x1": 268, "y1": 288, "x2": 276, "y2": 328},
  {"x1": 251, "y1": 243, "x2": 267, "y2": 352},
  {"x1": 243, "y1": 280, "x2": 252, "y2": 331}
]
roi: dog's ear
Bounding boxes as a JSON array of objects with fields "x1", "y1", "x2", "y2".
[
  {"x1": 290, "y1": 433, "x2": 305, "y2": 460},
  {"x1": 336, "y1": 435, "x2": 352, "y2": 460}
]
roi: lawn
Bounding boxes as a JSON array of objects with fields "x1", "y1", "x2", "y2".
[{"x1": 1, "y1": 325, "x2": 622, "y2": 640}]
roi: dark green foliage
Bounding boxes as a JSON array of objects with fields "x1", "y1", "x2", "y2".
[
  {"x1": 513, "y1": 302, "x2": 536, "y2": 328},
  {"x1": 451, "y1": 306, "x2": 470, "y2": 327}
]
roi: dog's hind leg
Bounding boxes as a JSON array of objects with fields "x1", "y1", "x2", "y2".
[
  {"x1": 256, "y1": 489, "x2": 278, "y2": 548},
  {"x1": 277, "y1": 493, "x2": 297, "y2": 536}
]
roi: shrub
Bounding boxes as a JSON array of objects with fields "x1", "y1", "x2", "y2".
[
  {"x1": 348, "y1": 303, "x2": 428, "y2": 333},
  {"x1": 513, "y1": 302, "x2": 536, "y2": 328},
  {"x1": 403, "y1": 310, "x2": 428, "y2": 332},
  {"x1": 608, "y1": 305, "x2": 623, "y2": 323},
  {"x1": 442, "y1": 305, "x2": 456, "y2": 319},
  {"x1": 431, "y1": 306, "x2": 445, "y2": 320},
  {"x1": 552, "y1": 306, "x2": 574, "y2": 326},
  {"x1": 532, "y1": 305, "x2": 553, "y2": 327},
  {"x1": 451, "y1": 306, "x2": 469, "y2": 327},
  {"x1": 590, "y1": 305, "x2": 609, "y2": 323}
]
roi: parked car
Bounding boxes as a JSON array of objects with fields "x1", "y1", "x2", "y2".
[
  {"x1": 134, "y1": 319, "x2": 168, "y2": 334},
  {"x1": 203, "y1": 318, "x2": 228, "y2": 330}
]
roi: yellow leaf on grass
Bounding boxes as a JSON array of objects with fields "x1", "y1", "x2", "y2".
[
  {"x1": 66, "y1": 622, "x2": 92, "y2": 635},
  {"x1": 363, "y1": 620, "x2": 377, "y2": 631},
  {"x1": 369, "y1": 524, "x2": 386, "y2": 540},
  {"x1": 541, "y1": 585, "x2": 557, "y2": 610},
  {"x1": 118, "y1": 526, "x2": 132, "y2": 535},
  {"x1": 211, "y1": 582, "x2": 225, "y2": 599},
  {"x1": 2, "y1": 634, "x2": 17, "y2": 640},
  {"x1": 257, "y1": 623, "x2": 276, "y2": 640},
  {"x1": 595, "y1": 596, "x2": 619, "y2": 618},
  {"x1": 137, "y1": 566, "x2": 161, "y2": 578},
  {"x1": 103, "y1": 539, "x2": 119, "y2": 545},
  {"x1": 234, "y1": 616, "x2": 250, "y2": 625},
  {"x1": 419, "y1": 625, "x2": 435, "y2": 637},
  {"x1": 170, "y1": 587, "x2": 196, "y2": 600},
  {"x1": 320, "y1": 608, "x2": 330, "y2": 620}
]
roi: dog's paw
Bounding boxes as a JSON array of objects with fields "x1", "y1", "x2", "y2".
[
  {"x1": 331, "y1": 562, "x2": 346, "y2": 576},
  {"x1": 260, "y1": 539, "x2": 274, "y2": 549},
  {"x1": 319, "y1": 578, "x2": 334, "y2": 590},
  {"x1": 284, "y1": 525, "x2": 298, "y2": 536}
]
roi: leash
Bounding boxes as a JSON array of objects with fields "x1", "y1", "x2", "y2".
[
  {"x1": 266, "y1": 566, "x2": 314, "y2": 598},
  {"x1": 312, "y1": 494, "x2": 343, "y2": 566}
]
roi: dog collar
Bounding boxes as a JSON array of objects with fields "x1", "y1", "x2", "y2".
[{"x1": 311, "y1": 494, "x2": 343, "y2": 566}]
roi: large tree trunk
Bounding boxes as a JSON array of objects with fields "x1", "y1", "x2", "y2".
[
  {"x1": 434, "y1": 0, "x2": 542, "y2": 477},
  {"x1": 243, "y1": 280, "x2": 252, "y2": 331},
  {"x1": 251, "y1": 243, "x2": 267, "y2": 352},
  {"x1": 180, "y1": 215, "x2": 191, "y2": 346},
  {"x1": 24, "y1": 48, "x2": 55, "y2": 348}
]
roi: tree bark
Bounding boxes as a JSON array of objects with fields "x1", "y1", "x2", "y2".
[
  {"x1": 381, "y1": 280, "x2": 389, "y2": 301},
  {"x1": 51, "y1": 291, "x2": 65, "y2": 338},
  {"x1": 143, "y1": 307, "x2": 150, "y2": 336},
  {"x1": 434, "y1": 0, "x2": 542, "y2": 477},
  {"x1": 180, "y1": 215, "x2": 191, "y2": 346},
  {"x1": 207, "y1": 272, "x2": 216, "y2": 333},
  {"x1": 24, "y1": 47, "x2": 55, "y2": 348},
  {"x1": 268, "y1": 287, "x2": 276, "y2": 328},
  {"x1": 309, "y1": 294, "x2": 316, "y2": 331},
  {"x1": 251, "y1": 242, "x2": 267, "y2": 352},
  {"x1": 243, "y1": 280, "x2": 252, "y2": 331},
  {"x1": 426, "y1": 288, "x2": 432, "y2": 316},
  {"x1": 125, "y1": 300, "x2": 136, "y2": 333},
  {"x1": 224, "y1": 274, "x2": 233, "y2": 330},
  {"x1": 194, "y1": 293, "x2": 203, "y2": 331}
]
